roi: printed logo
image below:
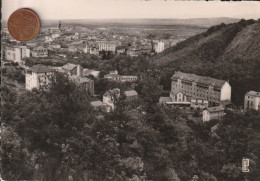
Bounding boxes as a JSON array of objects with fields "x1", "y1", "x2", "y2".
[{"x1": 242, "y1": 158, "x2": 249, "y2": 172}]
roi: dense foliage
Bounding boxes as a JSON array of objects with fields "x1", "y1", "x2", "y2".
[{"x1": 2, "y1": 72, "x2": 260, "y2": 181}]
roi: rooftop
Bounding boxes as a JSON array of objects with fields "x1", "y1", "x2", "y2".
[
  {"x1": 211, "y1": 124, "x2": 219, "y2": 131},
  {"x1": 246, "y1": 91, "x2": 260, "y2": 97},
  {"x1": 62, "y1": 63, "x2": 78, "y2": 71},
  {"x1": 29, "y1": 65, "x2": 53, "y2": 73},
  {"x1": 33, "y1": 46, "x2": 47, "y2": 51},
  {"x1": 172, "y1": 71, "x2": 226, "y2": 89},
  {"x1": 159, "y1": 97, "x2": 173, "y2": 103},
  {"x1": 207, "y1": 105, "x2": 224, "y2": 113}
]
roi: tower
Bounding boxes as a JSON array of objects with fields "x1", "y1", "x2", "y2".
[{"x1": 58, "y1": 20, "x2": 61, "y2": 30}]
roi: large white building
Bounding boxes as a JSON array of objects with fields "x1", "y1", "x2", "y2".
[
  {"x1": 165, "y1": 71, "x2": 231, "y2": 106},
  {"x1": 244, "y1": 91, "x2": 260, "y2": 111},
  {"x1": 5, "y1": 46, "x2": 30, "y2": 63},
  {"x1": 97, "y1": 41, "x2": 117, "y2": 53},
  {"x1": 25, "y1": 65, "x2": 53, "y2": 91}
]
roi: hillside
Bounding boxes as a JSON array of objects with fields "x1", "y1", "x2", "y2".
[{"x1": 152, "y1": 19, "x2": 260, "y2": 105}]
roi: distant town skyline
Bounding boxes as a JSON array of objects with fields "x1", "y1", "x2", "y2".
[{"x1": 2, "y1": 0, "x2": 260, "y2": 21}]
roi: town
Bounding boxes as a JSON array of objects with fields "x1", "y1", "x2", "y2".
[
  {"x1": 1, "y1": 18, "x2": 260, "y2": 181},
  {"x1": 2, "y1": 21, "x2": 259, "y2": 118}
]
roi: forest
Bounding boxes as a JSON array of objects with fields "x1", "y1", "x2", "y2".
[{"x1": 1, "y1": 72, "x2": 260, "y2": 181}]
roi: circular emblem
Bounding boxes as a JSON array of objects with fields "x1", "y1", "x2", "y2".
[{"x1": 8, "y1": 8, "x2": 40, "y2": 42}]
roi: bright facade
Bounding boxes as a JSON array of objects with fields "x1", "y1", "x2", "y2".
[
  {"x1": 203, "y1": 106, "x2": 225, "y2": 122},
  {"x1": 5, "y1": 46, "x2": 30, "y2": 63},
  {"x1": 244, "y1": 91, "x2": 260, "y2": 111},
  {"x1": 25, "y1": 65, "x2": 53, "y2": 91},
  {"x1": 170, "y1": 71, "x2": 231, "y2": 106}
]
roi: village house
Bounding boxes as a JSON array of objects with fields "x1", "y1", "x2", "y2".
[
  {"x1": 31, "y1": 46, "x2": 48, "y2": 57},
  {"x1": 5, "y1": 46, "x2": 30, "y2": 63},
  {"x1": 211, "y1": 124, "x2": 219, "y2": 137},
  {"x1": 70, "y1": 75, "x2": 94, "y2": 95},
  {"x1": 83, "y1": 69, "x2": 100, "y2": 78},
  {"x1": 61, "y1": 63, "x2": 83, "y2": 77},
  {"x1": 104, "y1": 71, "x2": 138, "y2": 82},
  {"x1": 56, "y1": 63, "x2": 95, "y2": 95},
  {"x1": 124, "y1": 90, "x2": 138, "y2": 100},
  {"x1": 169, "y1": 71, "x2": 231, "y2": 106},
  {"x1": 25, "y1": 65, "x2": 53, "y2": 91},
  {"x1": 103, "y1": 88, "x2": 120, "y2": 110},
  {"x1": 203, "y1": 106, "x2": 225, "y2": 122},
  {"x1": 244, "y1": 91, "x2": 260, "y2": 111}
]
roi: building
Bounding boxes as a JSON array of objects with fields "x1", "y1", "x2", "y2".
[
  {"x1": 70, "y1": 75, "x2": 94, "y2": 95},
  {"x1": 190, "y1": 99, "x2": 208, "y2": 109},
  {"x1": 159, "y1": 97, "x2": 174, "y2": 105},
  {"x1": 103, "y1": 88, "x2": 120, "y2": 110},
  {"x1": 31, "y1": 46, "x2": 48, "y2": 57},
  {"x1": 45, "y1": 36, "x2": 54, "y2": 43},
  {"x1": 244, "y1": 91, "x2": 260, "y2": 111},
  {"x1": 83, "y1": 69, "x2": 100, "y2": 78},
  {"x1": 5, "y1": 46, "x2": 30, "y2": 62},
  {"x1": 211, "y1": 124, "x2": 219, "y2": 137},
  {"x1": 25, "y1": 65, "x2": 53, "y2": 91},
  {"x1": 203, "y1": 105, "x2": 225, "y2": 122},
  {"x1": 51, "y1": 44, "x2": 61, "y2": 49},
  {"x1": 97, "y1": 41, "x2": 117, "y2": 53},
  {"x1": 49, "y1": 27, "x2": 60, "y2": 34},
  {"x1": 83, "y1": 44, "x2": 99, "y2": 56},
  {"x1": 104, "y1": 71, "x2": 138, "y2": 82},
  {"x1": 61, "y1": 63, "x2": 83, "y2": 77},
  {"x1": 154, "y1": 40, "x2": 164, "y2": 53},
  {"x1": 124, "y1": 90, "x2": 138, "y2": 100},
  {"x1": 170, "y1": 71, "x2": 231, "y2": 106},
  {"x1": 51, "y1": 33, "x2": 61, "y2": 39}
]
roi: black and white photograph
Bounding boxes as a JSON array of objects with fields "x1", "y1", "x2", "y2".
[{"x1": 1, "y1": 0, "x2": 260, "y2": 180}]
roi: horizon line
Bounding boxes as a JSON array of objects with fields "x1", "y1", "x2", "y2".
[{"x1": 2, "y1": 17, "x2": 251, "y2": 22}]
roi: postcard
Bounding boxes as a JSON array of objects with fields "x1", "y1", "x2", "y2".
[{"x1": 1, "y1": 0, "x2": 260, "y2": 180}]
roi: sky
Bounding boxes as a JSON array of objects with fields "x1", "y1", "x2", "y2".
[{"x1": 2, "y1": 0, "x2": 260, "y2": 20}]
